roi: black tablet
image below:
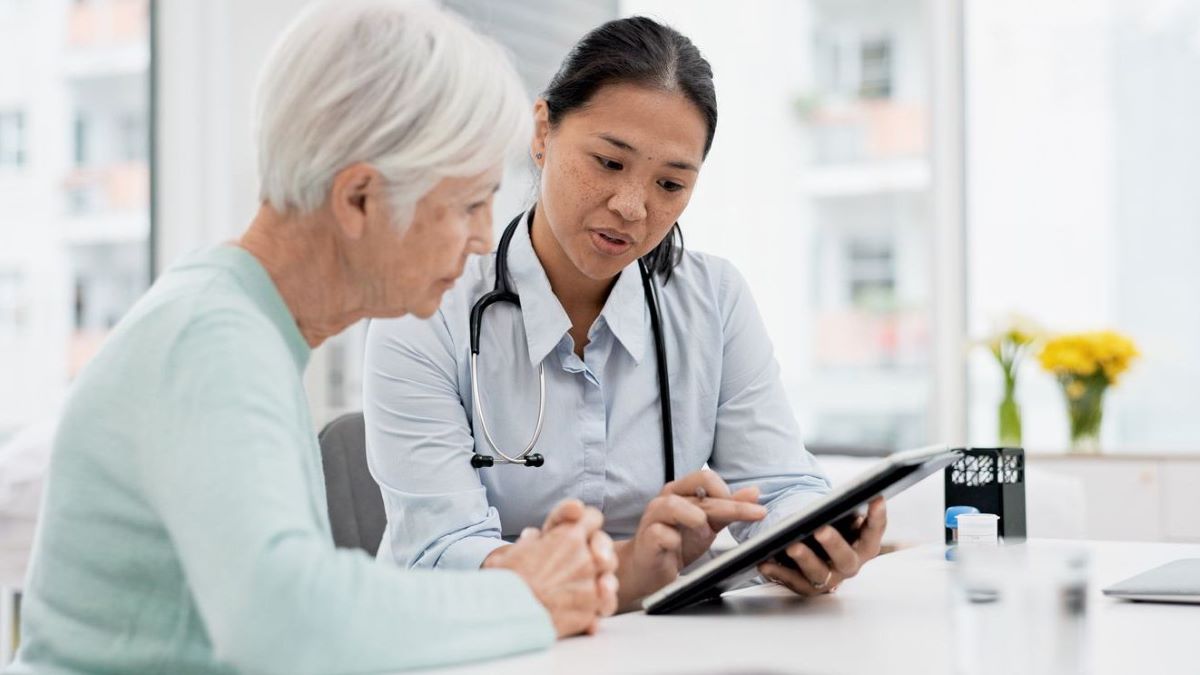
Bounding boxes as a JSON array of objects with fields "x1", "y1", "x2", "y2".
[{"x1": 642, "y1": 444, "x2": 962, "y2": 614}]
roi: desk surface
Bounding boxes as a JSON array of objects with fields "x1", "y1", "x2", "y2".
[{"x1": 419, "y1": 539, "x2": 1200, "y2": 675}]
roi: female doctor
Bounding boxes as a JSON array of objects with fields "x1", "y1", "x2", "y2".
[{"x1": 364, "y1": 16, "x2": 887, "y2": 612}]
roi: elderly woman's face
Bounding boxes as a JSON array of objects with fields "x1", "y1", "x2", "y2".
[
  {"x1": 378, "y1": 166, "x2": 502, "y2": 318},
  {"x1": 533, "y1": 82, "x2": 707, "y2": 282}
]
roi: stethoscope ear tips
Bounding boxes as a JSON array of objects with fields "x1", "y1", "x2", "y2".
[{"x1": 523, "y1": 454, "x2": 545, "y2": 468}]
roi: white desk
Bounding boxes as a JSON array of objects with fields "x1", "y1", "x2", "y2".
[{"x1": 420, "y1": 540, "x2": 1200, "y2": 675}]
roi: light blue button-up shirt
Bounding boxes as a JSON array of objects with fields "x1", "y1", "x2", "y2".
[{"x1": 364, "y1": 214, "x2": 830, "y2": 571}]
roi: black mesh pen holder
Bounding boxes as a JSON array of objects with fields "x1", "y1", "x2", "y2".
[{"x1": 944, "y1": 447, "x2": 1027, "y2": 544}]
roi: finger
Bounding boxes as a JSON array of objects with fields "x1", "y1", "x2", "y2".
[
  {"x1": 854, "y1": 498, "x2": 888, "y2": 559},
  {"x1": 643, "y1": 522, "x2": 683, "y2": 557},
  {"x1": 561, "y1": 589, "x2": 599, "y2": 637},
  {"x1": 546, "y1": 506, "x2": 605, "y2": 546},
  {"x1": 758, "y1": 561, "x2": 829, "y2": 597},
  {"x1": 517, "y1": 527, "x2": 541, "y2": 543},
  {"x1": 813, "y1": 526, "x2": 862, "y2": 578},
  {"x1": 784, "y1": 541, "x2": 836, "y2": 590},
  {"x1": 543, "y1": 499, "x2": 585, "y2": 530},
  {"x1": 571, "y1": 580, "x2": 601, "y2": 613},
  {"x1": 589, "y1": 530, "x2": 618, "y2": 574},
  {"x1": 597, "y1": 571, "x2": 619, "y2": 617},
  {"x1": 696, "y1": 497, "x2": 767, "y2": 528},
  {"x1": 643, "y1": 494, "x2": 709, "y2": 533},
  {"x1": 665, "y1": 469, "x2": 733, "y2": 500},
  {"x1": 542, "y1": 525, "x2": 598, "y2": 575},
  {"x1": 573, "y1": 506, "x2": 605, "y2": 536},
  {"x1": 730, "y1": 486, "x2": 761, "y2": 503}
]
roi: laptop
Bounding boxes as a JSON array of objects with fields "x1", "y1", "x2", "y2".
[{"x1": 1102, "y1": 559, "x2": 1200, "y2": 604}]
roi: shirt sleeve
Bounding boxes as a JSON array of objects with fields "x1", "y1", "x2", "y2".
[
  {"x1": 139, "y1": 311, "x2": 552, "y2": 675},
  {"x1": 705, "y1": 260, "x2": 832, "y2": 543},
  {"x1": 363, "y1": 311, "x2": 508, "y2": 571}
]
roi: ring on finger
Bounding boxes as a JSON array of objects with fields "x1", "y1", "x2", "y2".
[{"x1": 810, "y1": 569, "x2": 833, "y2": 591}]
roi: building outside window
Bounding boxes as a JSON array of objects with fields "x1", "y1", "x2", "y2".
[
  {"x1": 859, "y1": 37, "x2": 893, "y2": 99},
  {"x1": 0, "y1": 0, "x2": 151, "y2": 443}
]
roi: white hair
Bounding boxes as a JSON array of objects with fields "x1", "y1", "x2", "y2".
[{"x1": 254, "y1": 0, "x2": 531, "y2": 218}]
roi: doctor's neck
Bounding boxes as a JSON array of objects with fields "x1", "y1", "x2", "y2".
[{"x1": 530, "y1": 205, "x2": 618, "y2": 321}]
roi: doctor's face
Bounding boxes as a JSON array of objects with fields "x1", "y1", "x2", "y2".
[{"x1": 532, "y1": 82, "x2": 707, "y2": 281}]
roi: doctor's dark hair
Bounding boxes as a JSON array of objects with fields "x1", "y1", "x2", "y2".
[{"x1": 542, "y1": 16, "x2": 717, "y2": 281}]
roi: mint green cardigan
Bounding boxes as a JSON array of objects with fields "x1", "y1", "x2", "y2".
[{"x1": 7, "y1": 246, "x2": 552, "y2": 675}]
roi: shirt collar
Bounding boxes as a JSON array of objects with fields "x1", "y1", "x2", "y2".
[
  {"x1": 506, "y1": 211, "x2": 649, "y2": 366},
  {"x1": 506, "y1": 213, "x2": 572, "y2": 367},
  {"x1": 596, "y1": 259, "x2": 648, "y2": 365}
]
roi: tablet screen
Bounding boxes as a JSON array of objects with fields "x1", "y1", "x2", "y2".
[{"x1": 643, "y1": 444, "x2": 961, "y2": 614}]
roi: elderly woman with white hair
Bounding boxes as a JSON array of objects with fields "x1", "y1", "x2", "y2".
[{"x1": 6, "y1": 2, "x2": 618, "y2": 674}]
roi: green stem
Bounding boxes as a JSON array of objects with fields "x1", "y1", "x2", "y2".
[
  {"x1": 998, "y1": 373, "x2": 1021, "y2": 446},
  {"x1": 1065, "y1": 374, "x2": 1107, "y2": 452}
]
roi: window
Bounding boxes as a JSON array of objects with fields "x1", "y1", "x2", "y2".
[
  {"x1": 965, "y1": 0, "x2": 1200, "y2": 451},
  {"x1": 846, "y1": 238, "x2": 896, "y2": 309},
  {"x1": 72, "y1": 114, "x2": 88, "y2": 167},
  {"x1": 617, "y1": 0, "x2": 934, "y2": 451},
  {"x1": 0, "y1": 0, "x2": 151, "y2": 439},
  {"x1": 859, "y1": 37, "x2": 893, "y2": 99},
  {"x1": 118, "y1": 112, "x2": 146, "y2": 162},
  {"x1": 0, "y1": 112, "x2": 25, "y2": 168}
]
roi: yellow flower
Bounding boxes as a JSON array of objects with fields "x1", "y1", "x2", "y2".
[
  {"x1": 977, "y1": 312, "x2": 1045, "y2": 377},
  {"x1": 1039, "y1": 330, "x2": 1140, "y2": 385},
  {"x1": 981, "y1": 313, "x2": 1043, "y2": 348}
]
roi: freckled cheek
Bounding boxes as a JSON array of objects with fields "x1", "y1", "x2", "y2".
[
  {"x1": 642, "y1": 202, "x2": 683, "y2": 252},
  {"x1": 547, "y1": 157, "x2": 606, "y2": 237}
]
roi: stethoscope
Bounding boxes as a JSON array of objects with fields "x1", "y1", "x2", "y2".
[{"x1": 468, "y1": 210, "x2": 676, "y2": 484}]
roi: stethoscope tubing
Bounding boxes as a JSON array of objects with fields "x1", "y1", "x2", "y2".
[
  {"x1": 471, "y1": 352, "x2": 546, "y2": 464},
  {"x1": 469, "y1": 210, "x2": 673, "y2": 481}
]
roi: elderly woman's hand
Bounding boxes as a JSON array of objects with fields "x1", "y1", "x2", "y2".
[
  {"x1": 756, "y1": 497, "x2": 887, "y2": 596},
  {"x1": 611, "y1": 470, "x2": 766, "y2": 612},
  {"x1": 483, "y1": 499, "x2": 618, "y2": 637}
]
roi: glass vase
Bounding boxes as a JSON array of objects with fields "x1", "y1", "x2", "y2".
[
  {"x1": 998, "y1": 383, "x2": 1022, "y2": 447},
  {"x1": 1063, "y1": 375, "x2": 1107, "y2": 454}
]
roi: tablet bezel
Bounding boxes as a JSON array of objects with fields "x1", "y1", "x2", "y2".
[{"x1": 642, "y1": 444, "x2": 961, "y2": 615}]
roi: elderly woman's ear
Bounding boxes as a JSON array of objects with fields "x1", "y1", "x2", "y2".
[{"x1": 329, "y1": 162, "x2": 382, "y2": 240}]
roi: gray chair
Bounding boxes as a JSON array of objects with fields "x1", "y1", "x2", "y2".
[{"x1": 318, "y1": 412, "x2": 387, "y2": 556}]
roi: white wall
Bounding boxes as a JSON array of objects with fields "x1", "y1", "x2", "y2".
[
  {"x1": 154, "y1": 0, "x2": 315, "y2": 270},
  {"x1": 155, "y1": 0, "x2": 360, "y2": 423},
  {"x1": 619, "y1": 0, "x2": 820, "y2": 427}
]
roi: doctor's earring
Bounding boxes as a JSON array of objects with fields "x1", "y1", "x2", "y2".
[{"x1": 535, "y1": 152, "x2": 543, "y2": 160}]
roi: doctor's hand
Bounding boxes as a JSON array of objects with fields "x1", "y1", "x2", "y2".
[
  {"x1": 612, "y1": 470, "x2": 766, "y2": 612},
  {"x1": 756, "y1": 496, "x2": 887, "y2": 597},
  {"x1": 483, "y1": 499, "x2": 618, "y2": 638}
]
